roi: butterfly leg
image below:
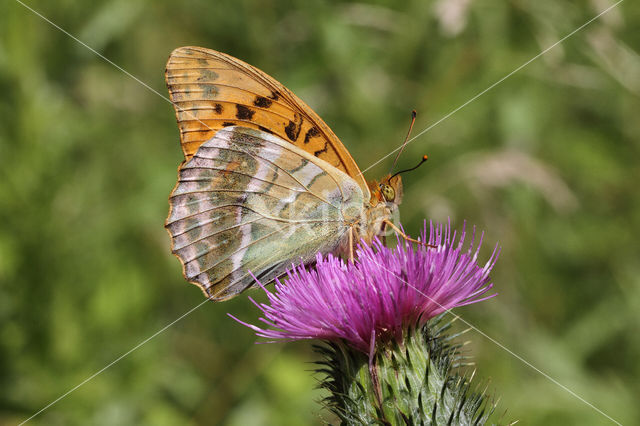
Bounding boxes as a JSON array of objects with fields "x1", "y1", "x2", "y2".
[
  {"x1": 348, "y1": 226, "x2": 355, "y2": 263},
  {"x1": 381, "y1": 221, "x2": 387, "y2": 246},
  {"x1": 382, "y1": 219, "x2": 436, "y2": 248}
]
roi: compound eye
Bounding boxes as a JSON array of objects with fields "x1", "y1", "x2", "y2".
[{"x1": 381, "y1": 184, "x2": 395, "y2": 202}]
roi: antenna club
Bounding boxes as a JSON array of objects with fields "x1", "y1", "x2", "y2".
[{"x1": 423, "y1": 154, "x2": 428, "y2": 161}]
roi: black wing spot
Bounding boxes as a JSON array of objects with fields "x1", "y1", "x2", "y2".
[
  {"x1": 313, "y1": 142, "x2": 329, "y2": 157},
  {"x1": 253, "y1": 96, "x2": 272, "y2": 108},
  {"x1": 284, "y1": 121, "x2": 297, "y2": 141},
  {"x1": 236, "y1": 105, "x2": 255, "y2": 120},
  {"x1": 303, "y1": 127, "x2": 320, "y2": 144},
  {"x1": 284, "y1": 113, "x2": 303, "y2": 142},
  {"x1": 268, "y1": 91, "x2": 280, "y2": 101},
  {"x1": 222, "y1": 122, "x2": 235, "y2": 127},
  {"x1": 214, "y1": 103, "x2": 223, "y2": 114}
]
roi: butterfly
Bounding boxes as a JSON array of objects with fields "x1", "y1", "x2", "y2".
[{"x1": 165, "y1": 46, "x2": 412, "y2": 301}]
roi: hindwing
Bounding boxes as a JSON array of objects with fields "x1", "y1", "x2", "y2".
[{"x1": 166, "y1": 126, "x2": 365, "y2": 300}]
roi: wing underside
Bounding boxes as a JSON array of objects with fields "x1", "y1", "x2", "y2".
[
  {"x1": 166, "y1": 126, "x2": 365, "y2": 300},
  {"x1": 165, "y1": 46, "x2": 370, "y2": 198}
]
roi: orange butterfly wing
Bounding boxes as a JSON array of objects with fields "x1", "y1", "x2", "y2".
[{"x1": 165, "y1": 46, "x2": 369, "y2": 196}]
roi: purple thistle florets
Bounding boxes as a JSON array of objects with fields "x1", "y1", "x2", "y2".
[{"x1": 231, "y1": 221, "x2": 499, "y2": 354}]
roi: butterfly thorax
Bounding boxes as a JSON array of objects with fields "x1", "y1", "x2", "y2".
[{"x1": 357, "y1": 202, "x2": 394, "y2": 243}]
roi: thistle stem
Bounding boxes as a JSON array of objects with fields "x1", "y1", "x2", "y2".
[{"x1": 315, "y1": 317, "x2": 496, "y2": 425}]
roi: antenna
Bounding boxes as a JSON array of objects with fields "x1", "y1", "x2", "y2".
[
  {"x1": 389, "y1": 110, "x2": 417, "y2": 175},
  {"x1": 390, "y1": 155, "x2": 428, "y2": 180}
]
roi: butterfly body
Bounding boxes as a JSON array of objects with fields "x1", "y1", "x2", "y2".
[{"x1": 165, "y1": 47, "x2": 402, "y2": 300}]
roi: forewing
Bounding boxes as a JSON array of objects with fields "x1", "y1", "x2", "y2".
[
  {"x1": 165, "y1": 46, "x2": 369, "y2": 197},
  {"x1": 166, "y1": 127, "x2": 365, "y2": 301}
]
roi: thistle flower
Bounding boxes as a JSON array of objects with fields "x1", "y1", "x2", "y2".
[
  {"x1": 231, "y1": 221, "x2": 501, "y2": 424},
  {"x1": 232, "y1": 221, "x2": 498, "y2": 354}
]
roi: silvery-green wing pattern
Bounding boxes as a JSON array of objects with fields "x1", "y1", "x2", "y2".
[{"x1": 166, "y1": 126, "x2": 365, "y2": 301}]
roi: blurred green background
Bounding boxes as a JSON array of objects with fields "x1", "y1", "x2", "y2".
[{"x1": 1, "y1": 0, "x2": 638, "y2": 424}]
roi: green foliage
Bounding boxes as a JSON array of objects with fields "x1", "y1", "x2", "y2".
[
  {"x1": 316, "y1": 317, "x2": 496, "y2": 425},
  {"x1": 1, "y1": 0, "x2": 639, "y2": 424}
]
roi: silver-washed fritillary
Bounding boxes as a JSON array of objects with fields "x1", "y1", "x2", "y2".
[{"x1": 165, "y1": 46, "x2": 404, "y2": 301}]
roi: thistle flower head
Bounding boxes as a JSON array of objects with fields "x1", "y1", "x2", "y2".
[{"x1": 232, "y1": 221, "x2": 499, "y2": 354}]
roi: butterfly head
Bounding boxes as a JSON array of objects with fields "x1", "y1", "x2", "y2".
[
  {"x1": 371, "y1": 154, "x2": 429, "y2": 206},
  {"x1": 380, "y1": 154, "x2": 429, "y2": 204},
  {"x1": 379, "y1": 174, "x2": 403, "y2": 205},
  {"x1": 368, "y1": 174, "x2": 404, "y2": 208}
]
